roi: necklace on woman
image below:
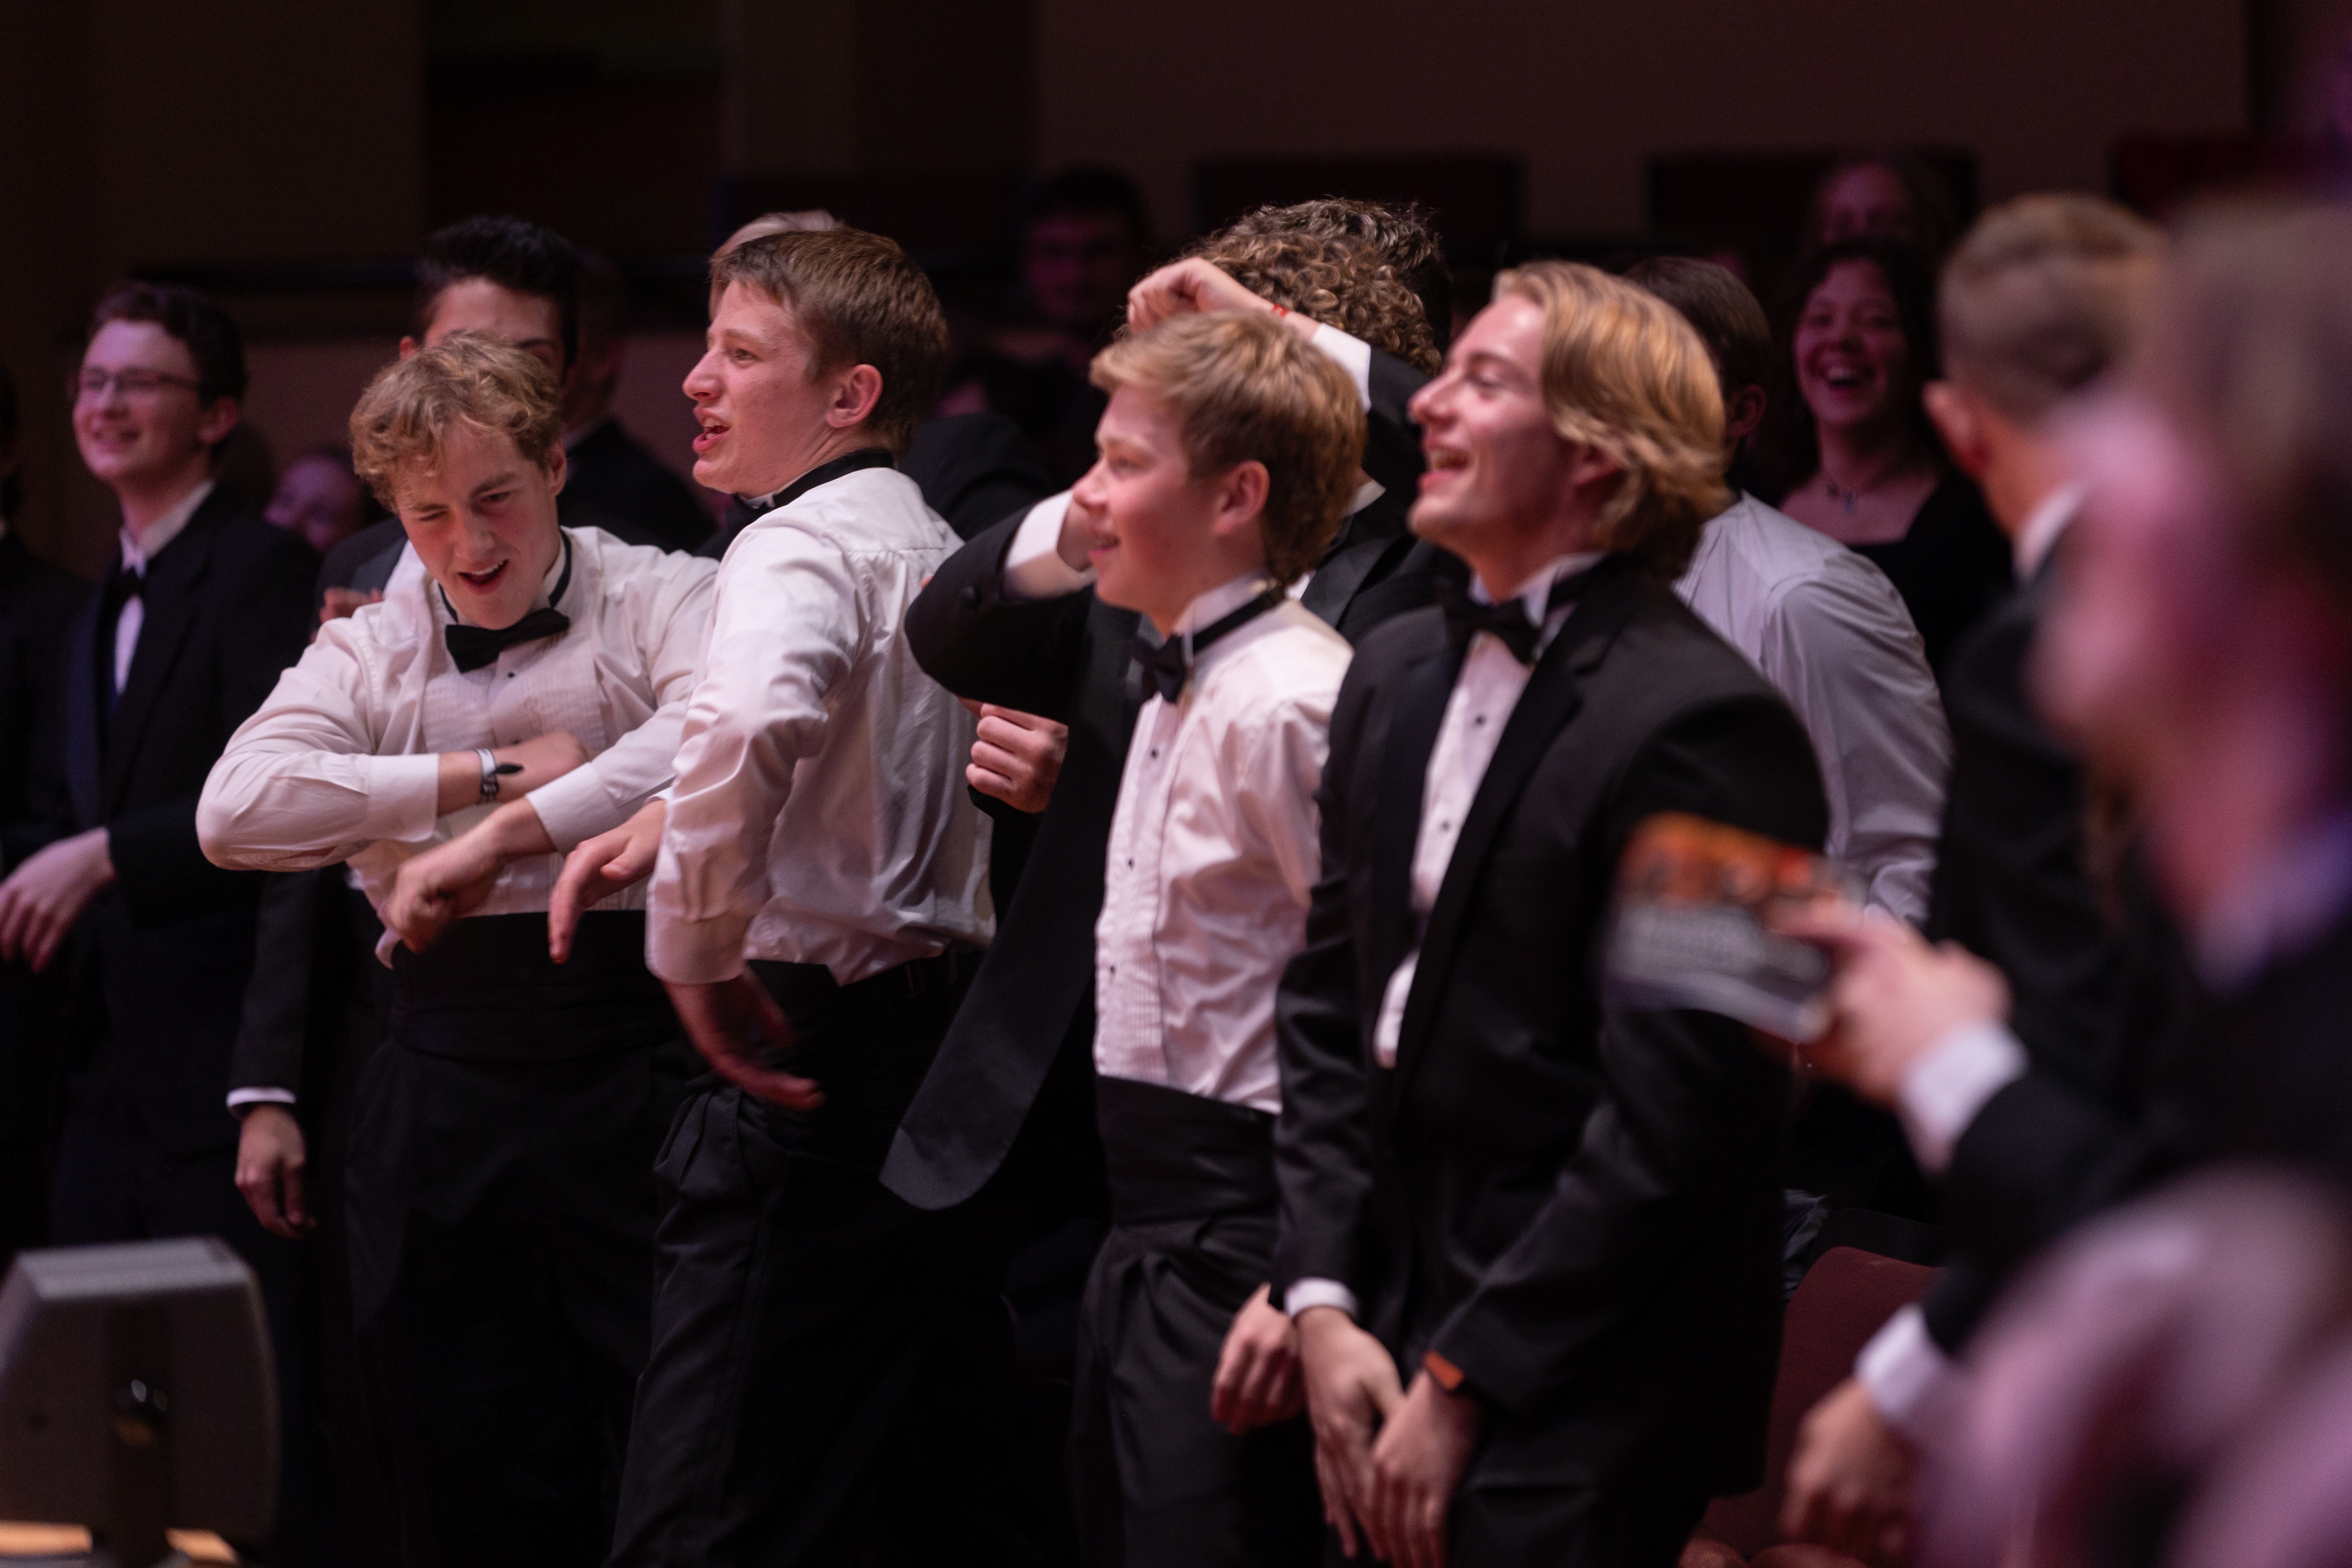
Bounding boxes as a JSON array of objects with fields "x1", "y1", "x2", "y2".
[{"x1": 1820, "y1": 456, "x2": 1912, "y2": 515}]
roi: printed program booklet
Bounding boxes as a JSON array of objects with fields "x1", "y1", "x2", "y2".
[{"x1": 1603, "y1": 812, "x2": 1856, "y2": 1042}]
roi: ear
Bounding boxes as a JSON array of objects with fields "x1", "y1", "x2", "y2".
[
  {"x1": 1565, "y1": 442, "x2": 1623, "y2": 497},
  {"x1": 1207, "y1": 460, "x2": 1271, "y2": 540},
  {"x1": 194, "y1": 396, "x2": 241, "y2": 451},
  {"x1": 1723, "y1": 384, "x2": 1767, "y2": 445},
  {"x1": 827, "y1": 363, "x2": 885, "y2": 432},
  {"x1": 398, "y1": 336, "x2": 421, "y2": 361},
  {"x1": 1922, "y1": 380, "x2": 1989, "y2": 480},
  {"x1": 542, "y1": 443, "x2": 568, "y2": 500}
]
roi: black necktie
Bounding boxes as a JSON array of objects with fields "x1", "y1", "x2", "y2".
[
  {"x1": 1127, "y1": 586, "x2": 1285, "y2": 703},
  {"x1": 1435, "y1": 564, "x2": 1599, "y2": 664},
  {"x1": 444, "y1": 534, "x2": 573, "y2": 673}
]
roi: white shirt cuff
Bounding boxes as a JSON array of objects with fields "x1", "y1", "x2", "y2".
[
  {"x1": 227, "y1": 1087, "x2": 297, "y2": 1113},
  {"x1": 1000, "y1": 493, "x2": 1093, "y2": 600},
  {"x1": 1285, "y1": 1278, "x2": 1361, "y2": 1320},
  {"x1": 362, "y1": 752, "x2": 447, "y2": 842},
  {"x1": 1310, "y1": 324, "x2": 1374, "y2": 411},
  {"x1": 1895, "y1": 1018, "x2": 2028, "y2": 1174},
  {"x1": 525, "y1": 764, "x2": 617, "y2": 853},
  {"x1": 1371, "y1": 951, "x2": 1417, "y2": 1069},
  {"x1": 1854, "y1": 1304, "x2": 1960, "y2": 1442}
]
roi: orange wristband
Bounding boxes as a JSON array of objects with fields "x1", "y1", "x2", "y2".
[
  {"x1": 1270, "y1": 304, "x2": 1290, "y2": 319},
  {"x1": 1423, "y1": 1350, "x2": 1467, "y2": 1393}
]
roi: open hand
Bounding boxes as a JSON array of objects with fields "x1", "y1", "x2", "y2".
[
  {"x1": 1211, "y1": 1284, "x2": 1304, "y2": 1433},
  {"x1": 1368, "y1": 1368, "x2": 1482, "y2": 1568},
  {"x1": 0, "y1": 827, "x2": 115, "y2": 972},
  {"x1": 1296, "y1": 1306, "x2": 1406, "y2": 1559},
  {"x1": 550, "y1": 800, "x2": 665, "y2": 962},
  {"x1": 665, "y1": 973, "x2": 819, "y2": 1108},
  {"x1": 1780, "y1": 1375, "x2": 1915, "y2": 1564}
]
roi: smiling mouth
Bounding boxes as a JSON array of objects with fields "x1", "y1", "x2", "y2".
[
  {"x1": 456, "y1": 562, "x2": 508, "y2": 592},
  {"x1": 693, "y1": 415, "x2": 730, "y2": 453}
]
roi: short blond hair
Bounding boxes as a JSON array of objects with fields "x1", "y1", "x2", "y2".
[
  {"x1": 1090, "y1": 312, "x2": 1365, "y2": 584},
  {"x1": 1490, "y1": 261, "x2": 1729, "y2": 577},
  {"x1": 349, "y1": 332, "x2": 562, "y2": 508},
  {"x1": 1941, "y1": 195, "x2": 2165, "y2": 423}
]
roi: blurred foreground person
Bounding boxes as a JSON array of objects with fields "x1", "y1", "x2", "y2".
[
  {"x1": 1786, "y1": 201, "x2": 2352, "y2": 1559},
  {"x1": 1921, "y1": 1170, "x2": 2352, "y2": 1568},
  {"x1": 553, "y1": 230, "x2": 1018, "y2": 1567},
  {"x1": 1, "y1": 281, "x2": 318, "y2": 1555},
  {"x1": 1276, "y1": 263, "x2": 1825, "y2": 1567},
  {"x1": 1780, "y1": 194, "x2": 2170, "y2": 1557},
  {"x1": 200, "y1": 334, "x2": 716, "y2": 1565}
]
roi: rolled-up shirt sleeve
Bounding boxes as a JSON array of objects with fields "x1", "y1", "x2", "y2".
[
  {"x1": 199, "y1": 626, "x2": 441, "y2": 870},
  {"x1": 526, "y1": 558, "x2": 717, "y2": 850},
  {"x1": 647, "y1": 524, "x2": 860, "y2": 984}
]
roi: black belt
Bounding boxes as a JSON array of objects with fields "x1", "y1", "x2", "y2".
[
  {"x1": 388, "y1": 911, "x2": 674, "y2": 1062},
  {"x1": 750, "y1": 944, "x2": 986, "y2": 1015},
  {"x1": 1095, "y1": 1075, "x2": 1278, "y2": 1225}
]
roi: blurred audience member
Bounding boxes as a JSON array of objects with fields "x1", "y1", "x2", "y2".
[
  {"x1": 1632, "y1": 254, "x2": 1948, "y2": 926},
  {"x1": 559, "y1": 250, "x2": 715, "y2": 552},
  {"x1": 1922, "y1": 1171, "x2": 2352, "y2": 1568},
  {"x1": 1763, "y1": 236, "x2": 2012, "y2": 677},
  {"x1": 0, "y1": 356, "x2": 88, "y2": 1276},
  {"x1": 1779, "y1": 194, "x2": 2173, "y2": 1561},
  {"x1": 1785, "y1": 202, "x2": 2352, "y2": 1560},
  {"x1": 210, "y1": 421, "x2": 279, "y2": 515},
  {"x1": 0, "y1": 281, "x2": 322, "y2": 1557},
  {"x1": 1809, "y1": 151, "x2": 1963, "y2": 258},
  {"x1": 264, "y1": 442, "x2": 376, "y2": 556},
  {"x1": 941, "y1": 165, "x2": 1155, "y2": 484}
]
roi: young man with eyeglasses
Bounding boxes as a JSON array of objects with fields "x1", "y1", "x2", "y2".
[{"x1": 0, "y1": 279, "x2": 320, "y2": 1557}]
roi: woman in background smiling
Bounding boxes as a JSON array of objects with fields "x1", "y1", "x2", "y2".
[{"x1": 1763, "y1": 236, "x2": 2012, "y2": 679}]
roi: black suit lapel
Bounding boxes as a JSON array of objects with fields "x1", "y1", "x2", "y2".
[
  {"x1": 101, "y1": 498, "x2": 221, "y2": 815},
  {"x1": 60, "y1": 595, "x2": 102, "y2": 829},
  {"x1": 1391, "y1": 567, "x2": 1645, "y2": 1092},
  {"x1": 1299, "y1": 530, "x2": 1397, "y2": 626}
]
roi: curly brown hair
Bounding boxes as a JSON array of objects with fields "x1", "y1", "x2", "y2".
[
  {"x1": 1184, "y1": 226, "x2": 1442, "y2": 375},
  {"x1": 349, "y1": 332, "x2": 563, "y2": 509},
  {"x1": 1212, "y1": 198, "x2": 1452, "y2": 353}
]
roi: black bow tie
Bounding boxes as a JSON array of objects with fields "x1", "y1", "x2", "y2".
[
  {"x1": 1127, "y1": 586, "x2": 1285, "y2": 703},
  {"x1": 1436, "y1": 565, "x2": 1598, "y2": 664},
  {"x1": 444, "y1": 535, "x2": 573, "y2": 673}
]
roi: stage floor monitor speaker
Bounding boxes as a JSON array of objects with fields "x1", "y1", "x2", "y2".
[{"x1": 0, "y1": 1239, "x2": 276, "y2": 1568}]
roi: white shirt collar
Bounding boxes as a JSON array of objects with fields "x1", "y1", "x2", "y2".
[
  {"x1": 2194, "y1": 805, "x2": 2352, "y2": 991},
  {"x1": 119, "y1": 478, "x2": 214, "y2": 575},
  {"x1": 1170, "y1": 570, "x2": 1277, "y2": 658},
  {"x1": 1472, "y1": 550, "x2": 1607, "y2": 621},
  {"x1": 2014, "y1": 484, "x2": 2082, "y2": 580}
]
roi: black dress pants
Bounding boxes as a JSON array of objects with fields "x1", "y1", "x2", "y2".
[
  {"x1": 345, "y1": 914, "x2": 691, "y2": 1568},
  {"x1": 1068, "y1": 1079, "x2": 1319, "y2": 1568},
  {"x1": 608, "y1": 951, "x2": 1035, "y2": 1568}
]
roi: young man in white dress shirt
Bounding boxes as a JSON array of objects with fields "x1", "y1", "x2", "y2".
[
  {"x1": 198, "y1": 333, "x2": 717, "y2": 1566},
  {"x1": 1004, "y1": 312, "x2": 1363, "y2": 1566},
  {"x1": 549, "y1": 228, "x2": 1012, "y2": 1567}
]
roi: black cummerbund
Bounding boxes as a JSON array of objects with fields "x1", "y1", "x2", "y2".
[
  {"x1": 1095, "y1": 1075, "x2": 1278, "y2": 1226},
  {"x1": 387, "y1": 911, "x2": 675, "y2": 1062}
]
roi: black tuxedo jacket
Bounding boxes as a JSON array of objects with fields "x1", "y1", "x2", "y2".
[
  {"x1": 1273, "y1": 557, "x2": 1827, "y2": 1492},
  {"x1": 1926, "y1": 553, "x2": 2122, "y2": 1075},
  {"x1": 37, "y1": 491, "x2": 315, "y2": 1157},
  {"x1": 563, "y1": 419, "x2": 714, "y2": 552},
  {"x1": 880, "y1": 343, "x2": 1459, "y2": 1211}
]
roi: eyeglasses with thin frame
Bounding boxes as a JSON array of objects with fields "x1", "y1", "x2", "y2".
[{"x1": 69, "y1": 367, "x2": 204, "y2": 403}]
